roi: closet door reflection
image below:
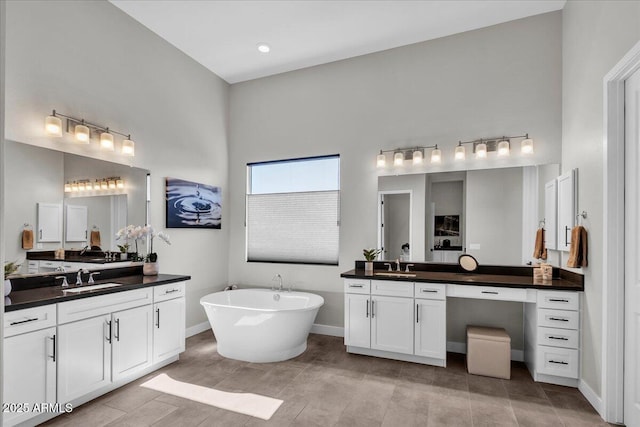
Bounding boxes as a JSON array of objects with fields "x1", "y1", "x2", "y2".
[{"x1": 379, "y1": 191, "x2": 411, "y2": 261}]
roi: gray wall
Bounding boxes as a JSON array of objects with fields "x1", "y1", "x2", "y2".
[
  {"x1": 466, "y1": 168, "x2": 523, "y2": 265},
  {"x1": 562, "y1": 0, "x2": 640, "y2": 397},
  {"x1": 229, "y1": 12, "x2": 562, "y2": 327},
  {"x1": 4, "y1": 1, "x2": 230, "y2": 329}
]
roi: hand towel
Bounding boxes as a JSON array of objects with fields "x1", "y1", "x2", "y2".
[
  {"x1": 22, "y1": 229, "x2": 34, "y2": 250},
  {"x1": 90, "y1": 230, "x2": 101, "y2": 247},
  {"x1": 567, "y1": 226, "x2": 588, "y2": 268},
  {"x1": 533, "y1": 228, "x2": 547, "y2": 260}
]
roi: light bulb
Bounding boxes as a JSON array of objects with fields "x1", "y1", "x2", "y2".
[
  {"x1": 71, "y1": 182, "x2": 79, "y2": 192},
  {"x1": 95, "y1": 180, "x2": 101, "y2": 190},
  {"x1": 75, "y1": 124, "x2": 90, "y2": 144},
  {"x1": 257, "y1": 43, "x2": 271, "y2": 53},
  {"x1": 122, "y1": 139, "x2": 135, "y2": 156},
  {"x1": 45, "y1": 114, "x2": 62, "y2": 137},
  {"x1": 100, "y1": 180, "x2": 108, "y2": 190},
  {"x1": 100, "y1": 131, "x2": 114, "y2": 151},
  {"x1": 412, "y1": 150, "x2": 423, "y2": 165},
  {"x1": 476, "y1": 143, "x2": 488, "y2": 158},
  {"x1": 108, "y1": 179, "x2": 116, "y2": 189},
  {"x1": 78, "y1": 181, "x2": 86, "y2": 191},
  {"x1": 454, "y1": 145, "x2": 466, "y2": 160},
  {"x1": 430, "y1": 148, "x2": 442, "y2": 164},
  {"x1": 497, "y1": 140, "x2": 510, "y2": 157},
  {"x1": 521, "y1": 138, "x2": 534, "y2": 154},
  {"x1": 116, "y1": 179, "x2": 124, "y2": 189},
  {"x1": 394, "y1": 152, "x2": 404, "y2": 166},
  {"x1": 64, "y1": 182, "x2": 72, "y2": 193},
  {"x1": 85, "y1": 181, "x2": 93, "y2": 191},
  {"x1": 376, "y1": 153, "x2": 386, "y2": 168}
]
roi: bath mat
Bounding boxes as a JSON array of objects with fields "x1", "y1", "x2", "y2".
[{"x1": 141, "y1": 373, "x2": 283, "y2": 420}]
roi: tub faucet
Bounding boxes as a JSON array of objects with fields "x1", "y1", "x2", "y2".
[{"x1": 272, "y1": 274, "x2": 283, "y2": 291}]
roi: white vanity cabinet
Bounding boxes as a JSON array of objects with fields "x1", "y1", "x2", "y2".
[
  {"x1": 37, "y1": 202, "x2": 63, "y2": 242},
  {"x1": 65, "y1": 204, "x2": 89, "y2": 242},
  {"x1": 370, "y1": 280, "x2": 414, "y2": 355},
  {"x1": 111, "y1": 305, "x2": 153, "y2": 381},
  {"x1": 414, "y1": 283, "x2": 447, "y2": 360},
  {"x1": 153, "y1": 283, "x2": 186, "y2": 363},
  {"x1": 344, "y1": 279, "x2": 371, "y2": 348},
  {"x1": 3, "y1": 306, "x2": 57, "y2": 427}
]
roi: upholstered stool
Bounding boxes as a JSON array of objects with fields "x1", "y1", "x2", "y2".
[{"x1": 466, "y1": 325, "x2": 511, "y2": 379}]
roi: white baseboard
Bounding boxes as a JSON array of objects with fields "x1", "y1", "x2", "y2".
[
  {"x1": 310, "y1": 323, "x2": 344, "y2": 337},
  {"x1": 446, "y1": 341, "x2": 524, "y2": 362},
  {"x1": 186, "y1": 321, "x2": 211, "y2": 338},
  {"x1": 579, "y1": 379, "x2": 604, "y2": 417}
]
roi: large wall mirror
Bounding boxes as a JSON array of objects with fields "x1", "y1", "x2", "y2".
[
  {"x1": 378, "y1": 164, "x2": 559, "y2": 266},
  {"x1": 5, "y1": 140, "x2": 149, "y2": 272}
]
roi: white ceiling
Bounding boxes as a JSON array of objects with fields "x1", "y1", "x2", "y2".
[{"x1": 110, "y1": 0, "x2": 565, "y2": 84}]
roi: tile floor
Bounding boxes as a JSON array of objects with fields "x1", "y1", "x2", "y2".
[{"x1": 43, "y1": 331, "x2": 609, "y2": 427}]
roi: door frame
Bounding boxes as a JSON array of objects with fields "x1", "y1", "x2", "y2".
[
  {"x1": 377, "y1": 190, "x2": 413, "y2": 261},
  {"x1": 603, "y1": 39, "x2": 640, "y2": 424}
]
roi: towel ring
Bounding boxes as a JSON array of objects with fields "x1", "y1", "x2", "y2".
[
  {"x1": 538, "y1": 219, "x2": 545, "y2": 228},
  {"x1": 576, "y1": 211, "x2": 587, "y2": 225},
  {"x1": 23, "y1": 223, "x2": 33, "y2": 230}
]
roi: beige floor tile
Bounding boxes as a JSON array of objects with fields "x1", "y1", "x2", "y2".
[
  {"x1": 105, "y1": 400, "x2": 178, "y2": 427},
  {"x1": 42, "y1": 404, "x2": 126, "y2": 427},
  {"x1": 469, "y1": 399, "x2": 518, "y2": 427},
  {"x1": 102, "y1": 383, "x2": 163, "y2": 413},
  {"x1": 197, "y1": 409, "x2": 251, "y2": 427},
  {"x1": 151, "y1": 406, "x2": 215, "y2": 427},
  {"x1": 292, "y1": 405, "x2": 341, "y2": 427}
]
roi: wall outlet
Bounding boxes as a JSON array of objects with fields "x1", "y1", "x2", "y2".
[
  {"x1": 469, "y1": 243, "x2": 481, "y2": 250},
  {"x1": 36, "y1": 243, "x2": 43, "y2": 249}
]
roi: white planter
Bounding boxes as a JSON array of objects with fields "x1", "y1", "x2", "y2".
[
  {"x1": 143, "y1": 262, "x2": 159, "y2": 276},
  {"x1": 364, "y1": 262, "x2": 374, "y2": 274},
  {"x1": 4, "y1": 279, "x2": 12, "y2": 297},
  {"x1": 120, "y1": 252, "x2": 128, "y2": 260}
]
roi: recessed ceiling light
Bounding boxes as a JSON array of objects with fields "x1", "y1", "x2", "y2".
[{"x1": 257, "y1": 43, "x2": 270, "y2": 54}]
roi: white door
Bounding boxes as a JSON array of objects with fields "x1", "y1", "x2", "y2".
[
  {"x1": 37, "y1": 202, "x2": 62, "y2": 242},
  {"x1": 3, "y1": 327, "x2": 56, "y2": 426},
  {"x1": 153, "y1": 298, "x2": 186, "y2": 363},
  {"x1": 415, "y1": 299, "x2": 446, "y2": 359},
  {"x1": 544, "y1": 179, "x2": 558, "y2": 250},
  {"x1": 371, "y1": 295, "x2": 414, "y2": 355},
  {"x1": 557, "y1": 171, "x2": 576, "y2": 252},
  {"x1": 112, "y1": 305, "x2": 153, "y2": 381},
  {"x1": 344, "y1": 293, "x2": 371, "y2": 348},
  {"x1": 65, "y1": 204, "x2": 88, "y2": 242},
  {"x1": 58, "y1": 315, "x2": 111, "y2": 403},
  {"x1": 624, "y1": 66, "x2": 640, "y2": 426}
]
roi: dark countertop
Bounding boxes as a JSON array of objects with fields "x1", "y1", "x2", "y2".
[
  {"x1": 341, "y1": 269, "x2": 584, "y2": 291},
  {"x1": 432, "y1": 246, "x2": 463, "y2": 251},
  {"x1": 5, "y1": 273, "x2": 191, "y2": 312},
  {"x1": 26, "y1": 253, "x2": 130, "y2": 265}
]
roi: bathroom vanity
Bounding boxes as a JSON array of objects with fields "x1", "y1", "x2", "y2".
[
  {"x1": 341, "y1": 262, "x2": 584, "y2": 388},
  {"x1": 3, "y1": 267, "x2": 190, "y2": 427}
]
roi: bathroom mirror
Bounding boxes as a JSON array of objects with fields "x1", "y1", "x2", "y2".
[
  {"x1": 4, "y1": 140, "x2": 149, "y2": 267},
  {"x1": 377, "y1": 164, "x2": 560, "y2": 265}
]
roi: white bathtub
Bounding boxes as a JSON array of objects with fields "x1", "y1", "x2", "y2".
[{"x1": 200, "y1": 289, "x2": 324, "y2": 363}]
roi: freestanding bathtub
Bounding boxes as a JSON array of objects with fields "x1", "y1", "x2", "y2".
[{"x1": 200, "y1": 289, "x2": 324, "y2": 363}]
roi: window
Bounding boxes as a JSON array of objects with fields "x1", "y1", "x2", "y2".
[{"x1": 246, "y1": 155, "x2": 340, "y2": 265}]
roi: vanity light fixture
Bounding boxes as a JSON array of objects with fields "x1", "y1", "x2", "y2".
[
  {"x1": 454, "y1": 143, "x2": 466, "y2": 160},
  {"x1": 77, "y1": 181, "x2": 86, "y2": 191},
  {"x1": 116, "y1": 179, "x2": 124, "y2": 189},
  {"x1": 497, "y1": 139, "x2": 510, "y2": 157},
  {"x1": 412, "y1": 149, "x2": 423, "y2": 165},
  {"x1": 430, "y1": 146, "x2": 442, "y2": 164},
  {"x1": 521, "y1": 135, "x2": 534, "y2": 154},
  {"x1": 100, "y1": 180, "x2": 108, "y2": 190},
  {"x1": 475, "y1": 141, "x2": 488, "y2": 158},
  {"x1": 64, "y1": 177, "x2": 125, "y2": 193},
  {"x1": 64, "y1": 182, "x2": 72, "y2": 193},
  {"x1": 393, "y1": 152, "x2": 405, "y2": 166},
  {"x1": 376, "y1": 151, "x2": 386, "y2": 168},
  {"x1": 71, "y1": 182, "x2": 79, "y2": 192},
  {"x1": 44, "y1": 110, "x2": 136, "y2": 156}
]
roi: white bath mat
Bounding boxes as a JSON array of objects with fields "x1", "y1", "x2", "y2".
[{"x1": 141, "y1": 373, "x2": 283, "y2": 420}]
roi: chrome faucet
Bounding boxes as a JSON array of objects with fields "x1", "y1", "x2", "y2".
[
  {"x1": 79, "y1": 245, "x2": 90, "y2": 256},
  {"x1": 396, "y1": 259, "x2": 401, "y2": 272},
  {"x1": 88, "y1": 272, "x2": 100, "y2": 284},
  {"x1": 55, "y1": 275, "x2": 69, "y2": 287},
  {"x1": 76, "y1": 268, "x2": 89, "y2": 285},
  {"x1": 272, "y1": 274, "x2": 283, "y2": 291}
]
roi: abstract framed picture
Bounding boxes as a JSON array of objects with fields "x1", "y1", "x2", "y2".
[{"x1": 165, "y1": 178, "x2": 221, "y2": 229}]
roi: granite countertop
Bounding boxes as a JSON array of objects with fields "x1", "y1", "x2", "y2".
[
  {"x1": 26, "y1": 254, "x2": 129, "y2": 264},
  {"x1": 5, "y1": 273, "x2": 191, "y2": 312},
  {"x1": 432, "y1": 246, "x2": 463, "y2": 251},
  {"x1": 341, "y1": 269, "x2": 584, "y2": 291}
]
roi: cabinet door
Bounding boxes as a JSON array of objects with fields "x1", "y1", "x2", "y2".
[
  {"x1": 37, "y1": 203, "x2": 62, "y2": 242},
  {"x1": 153, "y1": 298, "x2": 185, "y2": 363},
  {"x1": 544, "y1": 180, "x2": 558, "y2": 250},
  {"x1": 344, "y1": 293, "x2": 371, "y2": 348},
  {"x1": 557, "y1": 170, "x2": 577, "y2": 252},
  {"x1": 415, "y1": 299, "x2": 446, "y2": 359},
  {"x1": 371, "y1": 296, "x2": 414, "y2": 355},
  {"x1": 3, "y1": 327, "x2": 56, "y2": 426},
  {"x1": 112, "y1": 305, "x2": 153, "y2": 381},
  {"x1": 58, "y1": 315, "x2": 111, "y2": 403},
  {"x1": 65, "y1": 204, "x2": 88, "y2": 242}
]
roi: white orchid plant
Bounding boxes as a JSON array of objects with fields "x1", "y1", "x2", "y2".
[{"x1": 116, "y1": 225, "x2": 171, "y2": 263}]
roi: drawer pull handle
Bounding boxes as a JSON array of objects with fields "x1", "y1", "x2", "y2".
[
  {"x1": 416, "y1": 303, "x2": 419, "y2": 323},
  {"x1": 366, "y1": 300, "x2": 369, "y2": 318},
  {"x1": 49, "y1": 335, "x2": 56, "y2": 362},
  {"x1": 371, "y1": 300, "x2": 375, "y2": 318},
  {"x1": 549, "y1": 336, "x2": 569, "y2": 341},
  {"x1": 481, "y1": 291, "x2": 499, "y2": 294},
  {"x1": 421, "y1": 289, "x2": 438, "y2": 293},
  {"x1": 549, "y1": 298, "x2": 569, "y2": 303},
  {"x1": 349, "y1": 285, "x2": 364, "y2": 288},
  {"x1": 549, "y1": 360, "x2": 569, "y2": 365},
  {"x1": 106, "y1": 320, "x2": 112, "y2": 343},
  {"x1": 549, "y1": 317, "x2": 569, "y2": 322},
  {"x1": 10, "y1": 317, "x2": 39, "y2": 325},
  {"x1": 165, "y1": 289, "x2": 180, "y2": 294},
  {"x1": 115, "y1": 318, "x2": 120, "y2": 342},
  {"x1": 156, "y1": 308, "x2": 160, "y2": 328}
]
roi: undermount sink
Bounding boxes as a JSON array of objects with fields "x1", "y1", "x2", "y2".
[
  {"x1": 62, "y1": 283, "x2": 123, "y2": 293},
  {"x1": 374, "y1": 272, "x2": 417, "y2": 278}
]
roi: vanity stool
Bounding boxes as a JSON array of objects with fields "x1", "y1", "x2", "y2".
[{"x1": 466, "y1": 325, "x2": 511, "y2": 379}]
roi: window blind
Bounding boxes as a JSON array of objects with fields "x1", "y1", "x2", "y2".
[{"x1": 247, "y1": 190, "x2": 339, "y2": 265}]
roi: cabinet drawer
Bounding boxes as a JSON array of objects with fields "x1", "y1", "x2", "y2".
[
  {"x1": 39, "y1": 261, "x2": 60, "y2": 269},
  {"x1": 58, "y1": 288, "x2": 153, "y2": 324},
  {"x1": 537, "y1": 291, "x2": 580, "y2": 311},
  {"x1": 371, "y1": 280, "x2": 413, "y2": 298},
  {"x1": 154, "y1": 282, "x2": 186, "y2": 302},
  {"x1": 415, "y1": 283, "x2": 446, "y2": 300},
  {"x1": 536, "y1": 345, "x2": 579, "y2": 378},
  {"x1": 447, "y1": 284, "x2": 528, "y2": 302},
  {"x1": 344, "y1": 279, "x2": 370, "y2": 294},
  {"x1": 538, "y1": 308, "x2": 579, "y2": 330},
  {"x1": 538, "y1": 326, "x2": 579, "y2": 349},
  {"x1": 4, "y1": 305, "x2": 57, "y2": 337}
]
